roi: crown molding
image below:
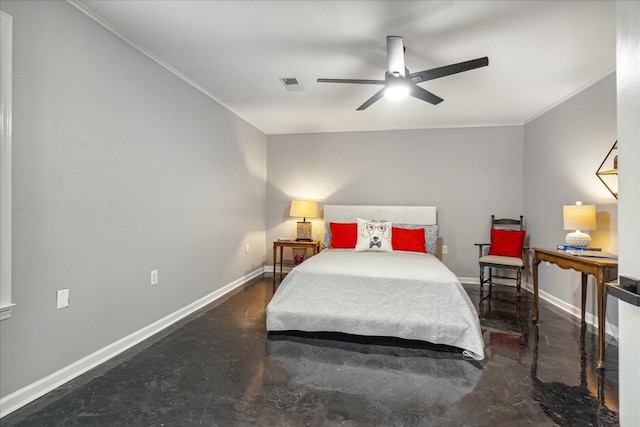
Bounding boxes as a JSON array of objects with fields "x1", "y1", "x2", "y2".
[{"x1": 524, "y1": 66, "x2": 616, "y2": 125}]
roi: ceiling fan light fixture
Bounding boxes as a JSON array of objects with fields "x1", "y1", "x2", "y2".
[
  {"x1": 385, "y1": 84, "x2": 410, "y2": 100},
  {"x1": 317, "y1": 35, "x2": 488, "y2": 110}
]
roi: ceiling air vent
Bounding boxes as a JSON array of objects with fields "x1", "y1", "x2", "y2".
[{"x1": 280, "y1": 77, "x2": 305, "y2": 92}]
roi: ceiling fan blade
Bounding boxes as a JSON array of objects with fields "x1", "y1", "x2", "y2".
[
  {"x1": 387, "y1": 36, "x2": 405, "y2": 78},
  {"x1": 357, "y1": 88, "x2": 386, "y2": 111},
  {"x1": 410, "y1": 57, "x2": 489, "y2": 83},
  {"x1": 410, "y1": 85, "x2": 444, "y2": 105},
  {"x1": 317, "y1": 78, "x2": 385, "y2": 85}
]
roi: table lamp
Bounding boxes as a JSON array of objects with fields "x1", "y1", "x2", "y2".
[
  {"x1": 290, "y1": 200, "x2": 318, "y2": 241},
  {"x1": 563, "y1": 202, "x2": 596, "y2": 247}
]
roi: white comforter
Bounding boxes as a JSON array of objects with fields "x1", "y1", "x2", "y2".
[{"x1": 266, "y1": 249, "x2": 485, "y2": 360}]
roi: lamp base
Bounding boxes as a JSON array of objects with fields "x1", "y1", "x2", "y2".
[
  {"x1": 565, "y1": 231, "x2": 591, "y2": 247},
  {"x1": 296, "y1": 221, "x2": 312, "y2": 241}
]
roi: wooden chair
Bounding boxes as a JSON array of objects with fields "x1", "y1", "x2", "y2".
[{"x1": 475, "y1": 215, "x2": 526, "y2": 302}]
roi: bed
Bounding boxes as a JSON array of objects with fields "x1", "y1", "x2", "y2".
[{"x1": 266, "y1": 205, "x2": 485, "y2": 360}]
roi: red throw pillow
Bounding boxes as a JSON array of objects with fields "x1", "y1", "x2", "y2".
[
  {"x1": 392, "y1": 227, "x2": 427, "y2": 253},
  {"x1": 488, "y1": 229, "x2": 525, "y2": 258},
  {"x1": 330, "y1": 222, "x2": 357, "y2": 248}
]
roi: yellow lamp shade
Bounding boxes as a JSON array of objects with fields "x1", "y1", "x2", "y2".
[
  {"x1": 290, "y1": 200, "x2": 318, "y2": 220},
  {"x1": 563, "y1": 204, "x2": 596, "y2": 231}
]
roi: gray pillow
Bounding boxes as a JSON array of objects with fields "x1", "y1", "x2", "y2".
[{"x1": 322, "y1": 222, "x2": 331, "y2": 249}]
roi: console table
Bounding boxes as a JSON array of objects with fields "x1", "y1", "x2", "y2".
[{"x1": 532, "y1": 248, "x2": 618, "y2": 370}]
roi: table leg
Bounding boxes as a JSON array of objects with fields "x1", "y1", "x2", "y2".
[
  {"x1": 596, "y1": 270, "x2": 606, "y2": 370},
  {"x1": 581, "y1": 273, "x2": 588, "y2": 327},
  {"x1": 533, "y1": 255, "x2": 540, "y2": 323},
  {"x1": 279, "y1": 246, "x2": 284, "y2": 280},
  {"x1": 272, "y1": 245, "x2": 276, "y2": 283}
]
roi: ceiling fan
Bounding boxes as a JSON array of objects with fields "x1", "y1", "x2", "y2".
[{"x1": 317, "y1": 36, "x2": 489, "y2": 111}]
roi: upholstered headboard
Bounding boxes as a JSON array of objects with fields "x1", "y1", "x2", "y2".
[
  {"x1": 322, "y1": 205, "x2": 442, "y2": 259},
  {"x1": 324, "y1": 205, "x2": 437, "y2": 225}
]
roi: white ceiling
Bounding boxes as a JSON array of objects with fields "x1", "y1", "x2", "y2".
[{"x1": 73, "y1": 0, "x2": 616, "y2": 135}]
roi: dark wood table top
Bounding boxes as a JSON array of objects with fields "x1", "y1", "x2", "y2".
[{"x1": 533, "y1": 247, "x2": 618, "y2": 267}]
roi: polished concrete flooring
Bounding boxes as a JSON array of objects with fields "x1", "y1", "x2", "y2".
[{"x1": 2, "y1": 276, "x2": 619, "y2": 426}]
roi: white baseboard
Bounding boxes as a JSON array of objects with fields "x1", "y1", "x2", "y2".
[
  {"x1": 459, "y1": 276, "x2": 619, "y2": 340},
  {"x1": 264, "y1": 265, "x2": 292, "y2": 275},
  {"x1": 458, "y1": 276, "x2": 480, "y2": 285},
  {"x1": 0, "y1": 267, "x2": 264, "y2": 419}
]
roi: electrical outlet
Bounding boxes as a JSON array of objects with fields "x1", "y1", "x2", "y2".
[
  {"x1": 151, "y1": 270, "x2": 158, "y2": 285},
  {"x1": 56, "y1": 288, "x2": 69, "y2": 309},
  {"x1": 442, "y1": 245, "x2": 448, "y2": 254},
  {"x1": 245, "y1": 243, "x2": 250, "y2": 253}
]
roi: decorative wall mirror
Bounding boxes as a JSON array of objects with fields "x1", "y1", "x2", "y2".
[{"x1": 596, "y1": 141, "x2": 618, "y2": 199}]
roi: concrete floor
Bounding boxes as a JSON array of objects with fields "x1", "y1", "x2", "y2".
[{"x1": 1, "y1": 276, "x2": 619, "y2": 426}]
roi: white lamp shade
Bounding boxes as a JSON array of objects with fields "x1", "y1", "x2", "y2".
[
  {"x1": 563, "y1": 204, "x2": 596, "y2": 231},
  {"x1": 290, "y1": 200, "x2": 318, "y2": 219}
]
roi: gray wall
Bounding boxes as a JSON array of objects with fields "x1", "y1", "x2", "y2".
[
  {"x1": 523, "y1": 73, "x2": 618, "y2": 326},
  {"x1": 0, "y1": 1, "x2": 266, "y2": 398},
  {"x1": 266, "y1": 126, "x2": 524, "y2": 277}
]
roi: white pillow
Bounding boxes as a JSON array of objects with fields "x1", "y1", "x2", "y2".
[{"x1": 355, "y1": 218, "x2": 393, "y2": 252}]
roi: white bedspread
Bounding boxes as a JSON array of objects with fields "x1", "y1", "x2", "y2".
[{"x1": 266, "y1": 250, "x2": 485, "y2": 360}]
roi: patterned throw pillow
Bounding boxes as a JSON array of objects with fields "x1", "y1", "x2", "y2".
[
  {"x1": 355, "y1": 218, "x2": 393, "y2": 252},
  {"x1": 322, "y1": 222, "x2": 331, "y2": 249}
]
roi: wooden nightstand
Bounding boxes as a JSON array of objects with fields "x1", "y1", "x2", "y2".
[{"x1": 273, "y1": 240, "x2": 320, "y2": 281}]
